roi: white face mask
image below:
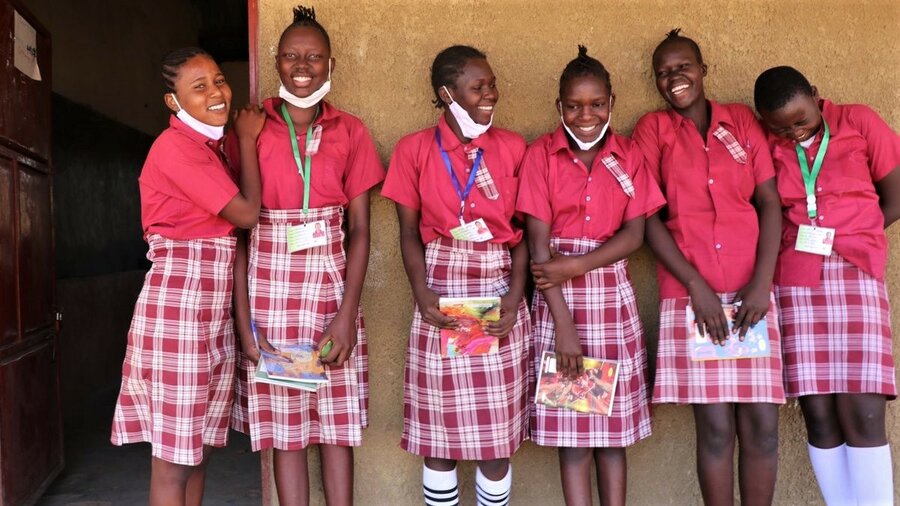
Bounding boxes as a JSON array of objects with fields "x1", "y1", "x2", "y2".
[
  {"x1": 442, "y1": 86, "x2": 492, "y2": 139},
  {"x1": 170, "y1": 93, "x2": 225, "y2": 140},
  {"x1": 279, "y1": 60, "x2": 332, "y2": 109},
  {"x1": 558, "y1": 102, "x2": 612, "y2": 151}
]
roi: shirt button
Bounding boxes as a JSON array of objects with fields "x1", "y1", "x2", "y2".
[
  {"x1": 818, "y1": 215, "x2": 824, "y2": 221},
  {"x1": 587, "y1": 177, "x2": 593, "y2": 182},
  {"x1": 708, "y1": 179, "x2": 714, "y2": 185},
  {"x1": 817, "y1": 186, "x2": 823, "y2": 192},
  {"x1": 585, "y1": 216, "x2": 592, "y2": 221},
  {"x1": 573, "y1": 158, "x2": 578, "y2": 164},
  {"x1": 704, "y1": 146, "x2": 709, "y2": 152},
  {"x1": 715, "y1": 243, "x2": 722, "y2": 249},
  {"x1": 470, "y1": 203, "x2": 476, "y2": 208},
  {"x1": 585, "y1": 196, "x2": 592, "y2": 202}
]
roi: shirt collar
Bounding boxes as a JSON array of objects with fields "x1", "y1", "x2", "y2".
[
  {"x1": 436, "y1": 113, "x2": 491, "y2": 152},
  {"x1": 169, "y1": 114, "x2": 223, "y2": 147},
  {"x1": 548, "y1": 123, "x2": 626, "y2": 159},
  {"x1": 665, "y1": 99, "x2": 735, "y2": 131},
  {"x1": 264, "y1": 97, "x2": 339, "y2": 127}
]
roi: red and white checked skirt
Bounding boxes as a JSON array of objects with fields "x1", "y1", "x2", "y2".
[
  {"x1": 111, "y1": 234, "x2": 237, "y2": 466},
  {"x1": 530, "y1": 237, "x2": 652, "y2": 448},
  {"x1": 401, "y1": 237, "x2": 530, "y2": 460},
  {"x1": 232, "y1": 207, "x2": 368, "y2": 451},
  {"x1": 776, "y1": 253, "x2": 896, "y2": 398},
  {"x1": 653, "y1": 292, "x2": 785, "y2": 404}
]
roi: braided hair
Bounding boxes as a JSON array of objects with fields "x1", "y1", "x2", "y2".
[
  {"x1": 754, "y1": 66, "x2": 814, "y2": 113},
  {"x1": 559, "y1": 45, "x2": 612, "y2": 97},
  {"x1": 430, "y1": 45, "x2": 487, "y2": 109},
  {"x1": 161, "y1": 47, "x2": 210, "y2": 91},
  {"x1": 653, "y1": 28, "x2": 704, "y2": 65},
  {"x1": 280, "y1": 5, "x2": 331, "y2": 50}
]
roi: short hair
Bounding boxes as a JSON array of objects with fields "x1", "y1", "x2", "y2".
[
  {"x1": 754, "y1": 66, "x2": 814, "y2": 112},
  {"x1": 161, "y1": 47, "x2": 211, "y2": 91},
  {"x1": 653, "y1": 28, "x2": 704, "y2": 65},
  {"x1": 559, "y1": 45, "x2": 612, "y2": 97},
  {"x1": 280, "y1": 5, "x2": 331, "y2": 51},
  {"x1": 430, "y1": 45, "x2": 487, "y2": 109}
]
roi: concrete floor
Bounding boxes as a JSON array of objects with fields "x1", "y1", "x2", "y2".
[{"x1": 38, "y1": 389, "x2": 262, "y2": 506}]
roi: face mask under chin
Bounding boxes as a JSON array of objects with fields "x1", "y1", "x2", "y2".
[{"x1": 443, "y1": 86, "x2": 492, "y2": 139}]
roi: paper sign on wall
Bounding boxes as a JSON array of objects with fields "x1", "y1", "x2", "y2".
[{"x1": 14, "y1": 11, "x2": 42, "y2": 81}]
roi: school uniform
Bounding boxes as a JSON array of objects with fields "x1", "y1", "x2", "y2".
[
  {"x1": 768, "y1": 99, "x2": 898, "y2": 398},
  {"x1": 517, "y1": 126, "x2": 662, "y2": 448},
  {"x1": 111, "y1": 116, "x2": 239, "y2": 466},
  {"x1": 381, "y1": 116, "x2": 530, "y2": 461},
  {"x1": 230, "y1": 99, "x2": 384, "y2": 451},
  {"x1": 632, "y1": 101, "x2": 785, "y2": 405}
]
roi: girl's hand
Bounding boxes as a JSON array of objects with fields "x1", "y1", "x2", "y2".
[
  {"x1": 485, "y1": 293, "x2": 520, "y2": 339},
  {"x1": 687, "y1": 279, "x2": 729, "y2": 345},
  {"x1": 732, "y1": 280, "x2": 771, "y2": 339},
  {"x1": 233, "y1": 104, "x2": 266, "y2": 140},
  {"x1": 531, "y1": 247, "x2": 583, "y2": 290},
  {"x1": 555, "y1": 321, "x2": 584, "y2": 378},
  {"x1": 239, "y1": 325, "x2": 277, "y2": 365},
  {"x1": 415, "y1": 287, "x2": 457, "y2": 330},
  {"x1": 318, "y1": 310, "x2": 357, "y2": 368}
]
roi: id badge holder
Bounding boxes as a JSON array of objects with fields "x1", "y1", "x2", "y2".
[
  {"x1": 287, "y1": 220, "x2": 328, "y2": 253},
  {"x1": 795, "y1": 224, "x2": 835, "y2": 256},
  {"x1": 450, "y1": 218, "x2": 493, "y2": 242}
]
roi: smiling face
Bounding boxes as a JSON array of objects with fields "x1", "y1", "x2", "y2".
[
  {"x1": 558, "y1": 75, "x2": 613, "y2": 144},
  {"x1": 441, "y1": 58, "x2": 498, "y2": 125},
  {"x1": 165, "y1": 54, "x2": 231, "y2": 126},
  {"x1": 652, "y1": 40, "x2": 707, "y2": 111},
  {"x1": 758, "y1": 90, "x2": 822, "y2": 143},
  {"x1": 277, "y1": 25, "x2": 332, "y2": 98}
]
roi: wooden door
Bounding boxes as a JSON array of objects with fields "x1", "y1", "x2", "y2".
[{"x1": 0, "y1": 2, "x2": 62, "y2": 505}]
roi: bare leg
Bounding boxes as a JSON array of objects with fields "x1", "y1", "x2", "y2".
[
  {"x1": 799, "y1": 394, "x2": 844, "y2": 448},
  {"x1": 692, "y1": 403, "x2": 736, "y2": 506},
  {"x1": 593, "y1": 447, "x2": 626, "y2": 506},
  {"x1": 558, "y1": 447, "x2": 593, "y2": 506},
  {"x1": 320, "y1": 444, "x2": 353, "y2": 506},
  {"x1": 273, "y1": 448, "x2": 310, "y2": 506},
  {"x1": 150, "y1": 457, "x2": 193, "y2": 506},
  {"x1": 735, "y1": 404, "x2": 778, "y2": 506},
  {"x1": 835, "y1": 393, "x2": 887, "y2": 447}
]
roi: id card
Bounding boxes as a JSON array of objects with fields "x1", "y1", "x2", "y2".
[
  {"x1": 287, "y1": 220, "x2": 328, "y2": 253},
  {"x1": 795, "y1": 224, "x2": 835, "y2": 256},
  {"x1": 450, "y1": 218, "x2": 493, "y2": 242}
]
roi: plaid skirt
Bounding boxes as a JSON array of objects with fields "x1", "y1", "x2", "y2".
[
  {"x1": 401, "y1": 236, "x2": 530, "y2": 460},
  {"x1": 233, "y1": 207, "x2": 368, "y2": 451},
  {"x1": 653, "y1": 292, "x2": 785, "y2": 404},
  {"x1": 776, "y1": 253, "x2": 895, "y2": 398},
  {"x1": 530, "y1": 237, "x2": 652, "y2": 448},
  {"x1": 111, "y1": 234, "x2": 237, "y2": 466}
]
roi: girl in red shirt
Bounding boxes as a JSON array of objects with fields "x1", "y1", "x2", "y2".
[
  {"x1": 755, "y1": 66, "x2": 899, "y2": 506},
  {"x1": 111, "y1": 47, "x2": 264, "y2": 506},
  {"x1": 382, "y1": 45, "x2": 529, "y2": 506},
  {"x1": 632, "y1": 30, "x2": 785, "y2": 505},
  {"x1": 517, "y1": 46, "x2": 662, "y2": 506},
  {"x1": 230, "y1": 7, "x2": 384, "y2": 506}
]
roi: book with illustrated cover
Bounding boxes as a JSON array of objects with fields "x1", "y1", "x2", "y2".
[
  {"x1": 534, "y1": 351, "x2": 620, "y2": 416},
  {"x1": 687, "y1": 304, "x2": 771, "y2": 361},
  {"x1": 258, "y1": 344, "x2": 329, "y2": 383},
  {"x1": 439, "y1": 296, "x2": 501, "y2": 357},
  {"x1": 254, "y1": 355, "x2": 319, "y2": 392}
]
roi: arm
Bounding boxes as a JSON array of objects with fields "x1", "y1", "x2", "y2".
[
  {"x1": 220, "y1": 104, "x2": 265, "y2": 228},
  {"x1": 396, "y1": 204, "x2": 456, "y2": 329},
  {"x1": 526, "y1": 215, "x2": 582, "y2": 377},
  {"x1": 531, "y1": 216, "x2": 645, "y2": 290},
  {"x1": 876, "y1": 166, "x2": 900, "y2": 228},
  {"x1": 732, "y1": 178, "x2": 781, "y2": 336},
  {"x1": 484, "y1": 238, "x2": 528, "y2": 338},
  {"x1": 645, "y1": 211, "x2": 729, "y2": 343},
  {"x1": 319, "y1": 192, "x2": 371, "y2": 366}
]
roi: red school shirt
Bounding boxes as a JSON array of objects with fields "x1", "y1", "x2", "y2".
[
  {"x1": 139, "y1": 115, "x2": 239, "y2": 240},
  {"x1": 769, "y1": 99, "x2": 900, "y2": 287},
  {"x1": 226, "y1": 99, "x2": 385, "y2": 210},
  {"x1": 516, "y1": 125, "x2": 664, "y2": 240},
  {"x1": 632, "y1": 101, "x2": 776, "y2": 299},
  {"x1": 381, "y1": 115, "x2": 526, "y2": 247}
]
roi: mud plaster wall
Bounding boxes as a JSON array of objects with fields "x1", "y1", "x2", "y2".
[{"x1": 257, "y1": 1, "x2": 900, "y2": 504}]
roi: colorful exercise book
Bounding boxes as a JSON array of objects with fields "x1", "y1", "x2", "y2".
[
  {"x1": 687, "y1": 304, "x2": 771, "y2": 361},
  {"x1": 254, "y1": 344, "x2": 328, "y2": 391},
  {"x1": 439, "y1": 296, "x2": 501, "y2": 357},
  {"x1": 534, "y1": 351, "x2": 620, "y2": 416}
]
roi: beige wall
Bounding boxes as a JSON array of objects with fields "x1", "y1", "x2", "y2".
[{"x1": 258, "y1": 1, "x2": 900, "y2": 504}]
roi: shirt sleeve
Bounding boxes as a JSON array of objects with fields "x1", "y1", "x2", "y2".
[
  {"x1": 342, "y1": 120, "x2": 386, "y2": 201},
  {"x1": 741, "y1": 109, "x2": 776, "y2": 185},
  {"x1": 631, "y1": 114, "x2": 664, "y2": 185},
  {"x1": 850, "y1": 104, "x2": 900, "y2": 182},
  {"x1": 515, "y1": 140, "x2": 552, "y2": 225},
  {"x1": 624, "y1": 155, "x2": 666, "y2": 221},
  {"x1": 381, "y1": 135, "x2": 422, "y2": 210},
  {"x1": 155, "y1": 135, "x2": 239, "y2": 216}
]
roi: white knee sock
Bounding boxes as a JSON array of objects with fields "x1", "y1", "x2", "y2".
[
  {"x1": 423, "y1": 465, "x2": 459, "y2": 506},
  {"x1": 808, "y1": 443, "x2": 855, "y2": 505},
  {"x1": 475, "y1": 464, "x2": 511, "y2": 506},
  {"x1": 846, "y1": 444, "x2": 894, "y2": 506}
]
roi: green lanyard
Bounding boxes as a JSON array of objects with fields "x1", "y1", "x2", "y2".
[
  {"x1": 280, "y1": 103, "x2": 319, "y2": 214},
  {"x1": 794, "y1": 120, "x2": 830, "y2": 222}
]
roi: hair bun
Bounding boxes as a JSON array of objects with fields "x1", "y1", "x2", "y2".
[
  {"x1": 292, "y1": 5, "x2": 317, "y2": 23},
  {"x1": 665, "y1": 28, "x2": 683, "y2": 39},
  {"x1": 577, "y1": 45, "x2": 589, "y2": 58}
]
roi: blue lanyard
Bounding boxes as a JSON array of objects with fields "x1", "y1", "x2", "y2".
[{"x1": 435, "y1": 128, "x2": 483, "y2": 221}]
